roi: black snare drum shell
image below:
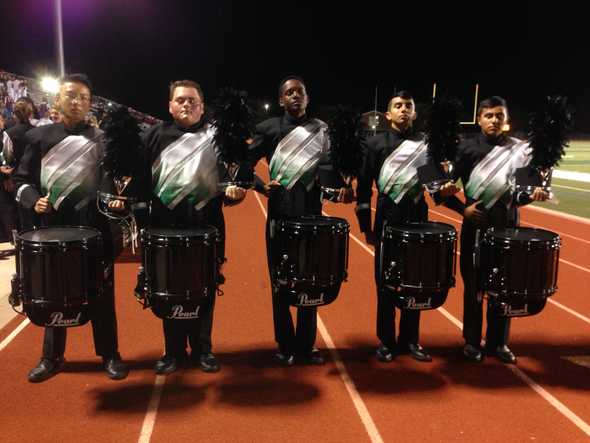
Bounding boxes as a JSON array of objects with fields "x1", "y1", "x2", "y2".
[
  {"x1": 272, "y1": 216, "x2": 349, "y2": 307},
  {"x1": 140, "y1": 227, "x2": 219, "y2": 318},
  {"x1": 480, "y1": 227, "x2": 560, "y2": 299},
  {"x1": 381, "y1": 222, "x2": 457, "y2": 296},
  {"x1": 16, "y1": 227, "x2": 103, "y2": 327}
]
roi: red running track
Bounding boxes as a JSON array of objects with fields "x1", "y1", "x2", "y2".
[{"x1": 0, "y1": 163, "x2": 588, "y2": 442}]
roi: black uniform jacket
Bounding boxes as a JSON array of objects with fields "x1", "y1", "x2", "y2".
[
  {"x1": 248, "y1": 113, "x2": 342, "y2": 219},
  {"x1": 356, "y1": 129, "x2": 428, "y2": 235}
]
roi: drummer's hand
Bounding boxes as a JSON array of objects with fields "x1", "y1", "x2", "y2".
[
  {"x1": 364, "y1": 230, "x2": 376, "y2": 246},
  {"x1": 464, "y1": 201, "x2": 486, "y2": 224},
  {"x1": 34, "y1": 196, "x2": 52, "y2": 214},
  {"x1": 108, "y1": 199, "x2": 126, "y2": 212},
  {"x1": 225, "y1": 185, "x2": 246, "y2": 201},
  {"x1": 439, "y1": 181, "x2": 460, "y2": 197},
  {"x1": 337, "y1": 187, "x2": 354, "y2": 203},
  {"x1": 264, "y1": 180, "x2": 281, "y2": 194},
  {"x1": 530, "y1": 187, "x2": 550, "y2": 201},
  {"x1": 0, "y1": 166, "x2": 14, "y2": 175}
]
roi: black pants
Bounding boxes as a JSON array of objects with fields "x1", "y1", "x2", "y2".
[
  {"x1": 266, "y1": 218, "x2": 317, "y2": 355},
  {"x1": 162, "y1": 294, "x2": 216, "y2": 358},
  {"x1": 0, "y1": 186, "x2": 17, "y2": 241},
  {"x1": 42, "y1": 262, "x2": 119, "y2": 359},
  {"x1": 460, "y1": 224, "x2": 510, "y2": 348}
]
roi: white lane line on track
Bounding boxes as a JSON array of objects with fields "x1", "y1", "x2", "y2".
[
  {"x1": 138, "y1": 375, "x2": 166, "y2": 443},
  {"x1": 0, "y1": 318, "x2": 30, "y2": 352},
  {"x1": 547, "y1": 299, "x2": 590, "y2": 325},
  {"x1": 427, "y1": 207, "x2": 590, "y2": 246},
  {"x1": 254, "y1": 192, "x2": 384, "y2": 443},
  {"x1": 425, "y1": 208, "x2": 590, "y2": 272},
  {"x1": 261, "y1": 164, "x2": 590, "y2": 436},
  {"x1": 336, "y1": 205, "x2": 590, "y2": 437}
]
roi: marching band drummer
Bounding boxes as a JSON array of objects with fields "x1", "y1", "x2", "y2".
[
  {"x1": 444, "y1": 96, "x2": 550, "y2": 364},
  {"x1": 13, "y1": 74, "x2": 129, "y2": 383},
  {"x1": 356, "y1": 90, "x2": 458, "y2": 364},
  {"x1": 140, "y1": 79, "x2": 247, "y2": 375},
  {"x1": 247, "y1": 76, "x2": 352, "y2": 367}
]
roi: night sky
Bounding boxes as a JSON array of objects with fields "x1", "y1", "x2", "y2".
[{"x1": 2, "y1": 0, "x2": 589, "y2": 129}]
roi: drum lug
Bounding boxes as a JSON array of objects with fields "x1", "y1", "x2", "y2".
[{"x1": 9, "y1": 273, "x2": 23, "y2": 313}]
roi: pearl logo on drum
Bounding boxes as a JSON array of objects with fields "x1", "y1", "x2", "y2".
[
  {"x1": 46, "y1": 312, "x2": 82, "y2": 327},
  {"x1": 169, "y1": 305, "x2": 201, "y2": 319},
  {"x1": 297, "y1": 292, "x2": 325, "y2": 306},
  {"x1": 406, "y1": 297, "x2": 432, "y2": 310}
]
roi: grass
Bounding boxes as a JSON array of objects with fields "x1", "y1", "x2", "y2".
[
  {"x1": 558, "y1": 141, "x2": 590, "y2": 173},
  {"x1": 532, "y1": 177, "x2": 590, "y2": 219}
]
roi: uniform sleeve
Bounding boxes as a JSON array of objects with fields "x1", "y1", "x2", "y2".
[
  {"x1": 355, "y1": 136, "x2": 375, "y2": 232},
  {"x1": 13, "y1": 133, "x2": 42, "y2": 210}
]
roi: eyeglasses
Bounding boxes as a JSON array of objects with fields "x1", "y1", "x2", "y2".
[
  {"x1": 173, "y1": 97, "x2": 203, "y2": 106},
  {"x1": 63, "y1": 92, "x2": 91, "y2": 102}
]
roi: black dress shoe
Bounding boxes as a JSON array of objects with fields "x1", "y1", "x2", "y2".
[
  {"x1": 301, "y1": 348, "x2": 325, "y2": 365},
  {"x1": 376, "y1": 344, "x2": 394, "y2": 362},
  {"x1": 103, "y1": 356, "x2": 129, "y2": 380},
  {"x1": 199, "y1": 352, "x2": 220, "y2": 373},
  {"x1": 463, "y1": 343, "x2": 484, "y2": 362},
  {"x1": 28, "y1": 357, "x2": 64, "y2": 383},
  {"x1": 274, "y1": 351, "x2": 295, "y2": 367},
  {"x1": 154, "y1": 355, "x2": 178, "y2": 375},
  {"x1": 487, "y1": 345, "x2": 517, "y2": 364},
  {"x1": 405, "y1": 343, "x2": 432, "y2": 362}
]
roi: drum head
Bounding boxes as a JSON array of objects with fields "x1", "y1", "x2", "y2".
[
  {"x1": 144, "y1": 226, "x2": 218, "y2": 239},
  {"x1": 19, "y1": 226, "x2": 101, "y2": 243},
  {"x1": 387, "y1": 221, "x2": 455, "y2": 236},
  {"x1": 284, "y1": 215, "x2": 348, "y2": 228},
  {"x1": 487, "y1": 227, "x2": 559, "y2": 242}
]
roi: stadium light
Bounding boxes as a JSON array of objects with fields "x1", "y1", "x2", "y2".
[{"x1": 40, "y1": 76, "x2": 60, "y2": 94}]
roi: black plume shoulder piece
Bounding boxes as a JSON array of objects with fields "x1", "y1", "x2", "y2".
[
  {"x1": 424, "y1": 96, "x2": 462, "y2": 164},
  {"x1": 328, "y1": 107, "x2": 362, "y2": 178},
  {"x1": 527, "y1": 95, "x2": 573, "y2": 170},
  {"x1": 211, "y1": 87, "x2": 255, "y2": 165},
  {"x1": 101, "y1": 105, "x2": 142, "y2": 178}
]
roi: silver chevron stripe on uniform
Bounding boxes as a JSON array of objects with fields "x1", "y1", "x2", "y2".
[
  {"x1": 377, "y1": 139, "x2": 428, "y2": 203},
  {"x1": 152, "y1": 126, "x2": 220, "y2": 210},
  {"x1": 465, "y1": 137, "x2": 531, "y2": 209},
  {"x1": 269, "y1": 119, "x2": 328, "y2": 190},
  {"x1": 40, "y1": 134, "x2": 102, "y2": 210}
]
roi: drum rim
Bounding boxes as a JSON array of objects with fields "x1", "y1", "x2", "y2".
[
  {"x1": 142, "y1": 225, "x2": 219, "y2": 238},
  {"x1": 281, "y1": 215, "x2": 350, "y2": 227},
  {"x1": 384, "y1": 221, "x2": 456, "y2": 235},
  {"x1": 17, "y1": 225, "x2": 102, "y2": 243},
  {"x1": 484, "y1": 226, "x2": 560, "y2": 242}
]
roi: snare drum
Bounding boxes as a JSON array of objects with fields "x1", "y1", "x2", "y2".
[
  {"x1": 138, "y1": 227, "x2": 219, "y2": 320},
  {"x1": 13, "y1": 226, "x2": 103, "y2": 327},
  {"x1": 480, "y1": 227, "x2": 560, "y2": 317},
  {"x1": 272, "y1": 216, "x2": 349, "y2": 307},
  {"x1": 380, "y1": 222, "x2": 457, "y2": 310}
]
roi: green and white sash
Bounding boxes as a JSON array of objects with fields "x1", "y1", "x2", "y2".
[
  {"x1": 1, "y1": 132, "x2": 14, "y2": 166},
  {"x1": 269, "y1": 119, "x2": 329, "y2": 190},
  {"x1": 152, "y1": 125, "x2": 220, "y2": 210},
  {"x1": 465, "y1": 137, "x2": 531, "y2": 209},
  {"x1": 40, "y1": 133, "x2": 102, "y2": 210},
  {"x1": 377, "y1": 139, "x2": 428, "y2": 204}
]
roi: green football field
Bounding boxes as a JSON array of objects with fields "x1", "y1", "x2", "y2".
[
  {"x1": 558, "y1": 140, "x2": 590, "y2": 173},
  {"x1": 532, "y1": 177, "x2": 590, "y2": 219},
  {"x1": 526, "y1": 140, "x2": 589, "y2": 219}
]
